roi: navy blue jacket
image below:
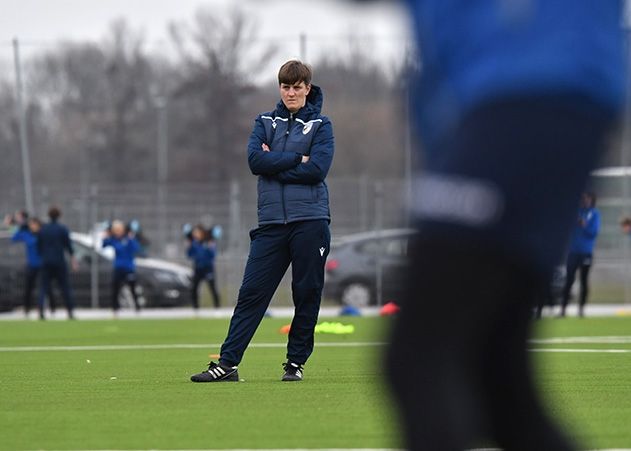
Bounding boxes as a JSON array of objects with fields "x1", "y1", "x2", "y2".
[
  {"x1": 187, "y1": 240, "x2": 216, "y2": 272},
  {"x1": 37, "y1": 221, "x2": 73, "y2": 266},
  {"x1": 568, "y1": 208, "x2": 600, "y2": 255},
  {"x1": 12, "y1": 229, "x2": 42, "y2": 268},
  {"x1": 103, "y1": 236, "x2": 140, "y2": 272},
  {"x1": 247, "y1": 85, "x2": 334, "y2": 225}
]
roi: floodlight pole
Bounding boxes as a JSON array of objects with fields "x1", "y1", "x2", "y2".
[
  {"x1": 13, "y1": 37, "x2": 34, "y2": 214},
  {"x1": 299, "y1": 33, "x2": 307, "y2": 61},
  {"x1": 155, "y1": 96, "x2": 169, "y2": 257}
]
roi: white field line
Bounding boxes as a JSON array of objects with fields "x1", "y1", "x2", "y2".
[
  {"x1": 530, "y1": 336, "x2": 631, "y2": 344},
  {"x1": 2, "y1": 336, "x2": 631, "y2": 353},
  {"x1": 0, "y1": 342, "x2": 387, "y2": 352},
  {"x1": 0, "y1": 336, "x2": 631, "y2": 354},
  {"x1": 529, "y1": 348, "x2": 631, "y2": 354}
]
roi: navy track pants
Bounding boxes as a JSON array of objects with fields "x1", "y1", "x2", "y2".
[
  {"x1": 39, "y1": 263, "x2": 74, "y2": 314},
  {"x1": 220, "y1": 219, "x2": 330, "y2": 367}
]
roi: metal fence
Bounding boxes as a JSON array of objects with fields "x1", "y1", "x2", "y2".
[
  {"x1": 7, "y1": 172, "x2": 631, "y2": 306},
  {"x1": 1, "y1": 176, "x2": 407, "y2": 307},
  {"x1": 588, "y1": 172, "x2": 631, "y2": 304}
]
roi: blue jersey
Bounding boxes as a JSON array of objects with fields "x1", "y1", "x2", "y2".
[
  {"x1": 187, "y1": 240, "x2": 216, "y2": 272},
  {"x1": 11, "y1": 229, "x2": 42, "y2": 268},
  {"x1": 568, "y1": 208, "x2": 600, "y2": 255},
  {"x1": 103, "y1": 236, "x2": 140, "y2": 272},
  {"x1": 407, "y1": 0, "x2": 625, "y2": 153}
]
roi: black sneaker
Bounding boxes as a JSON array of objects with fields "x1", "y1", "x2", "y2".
[
  {"x1": 190, "y1": 361, "x2": 239, "y2": 382},
  {"x1": 282, "y1": 361, "x2": 304, "y2": 382}
]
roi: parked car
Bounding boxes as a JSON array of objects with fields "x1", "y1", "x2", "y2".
[
  {"x1": 323, "y1": 228, "x2": 567, "y2": 308},
  {"x1": 0, "y1": 231, "x2": 192, "y2": 311},
  {"x1": 324, "y1": 229, "x2": 415, "y2": 307}
]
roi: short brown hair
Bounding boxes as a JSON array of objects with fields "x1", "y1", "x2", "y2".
[
  {"x1": 278, "y1": 60, "x2": 312, "y2": 86},
  {"x1": 48, "y1": 206, "x2": 61, "y2": 221}
]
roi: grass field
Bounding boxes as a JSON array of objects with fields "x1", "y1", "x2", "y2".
[{"x1": 1, "y1": 315, "x2": 631, "y2": 450}]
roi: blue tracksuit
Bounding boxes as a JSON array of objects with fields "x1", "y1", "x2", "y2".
[
  {"x1": 387, "y1": 3, "x2": 626, "y2": 451},
  {"x1": 38, "y1": 221, "x2": 73, "y2": 266},
  {"x1": 219, "y1": 85, "x2": 334, "y2": 367},
  {"x1": 37, "y1": 220, "x2": 75, "y2": 313},
  {"x1": 562, "y1": 207, "x2": 600, "y2": 313},
  {"x1": 248, "y1": 85, "x2": 333, "y2": 224},
  {"x1": 12, "y1": 229, "x2": 42, "y2": 268},
  {"x1": 187, "y1": 240, "x2": 216, "y2": 272},
  {"x1": 102, "y1": 236, "x2": 140, "y2": 272},
  {"x1": 568, "y1": 208, "x2": 600, "y2": 255},
  {"x1": 103, "y1": 236, "x2": 141, "y2": 311},
  {"x1": 187, "y1": 240, "x2": 221, "y2": 309},
  {"x1": 12, "y1": 228, "x2": 44, "y2": 313},
  {"x1": 406, "y1": 0, "x2": 625, "y2": 273}
]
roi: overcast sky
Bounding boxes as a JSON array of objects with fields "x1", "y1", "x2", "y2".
[{"x1": 0, "y1": 0, "x2": 412, "y2": 77}]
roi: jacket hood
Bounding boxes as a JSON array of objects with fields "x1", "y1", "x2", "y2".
[{"x1": 276, "y1": 84, "x2": 323, "y2": 117}]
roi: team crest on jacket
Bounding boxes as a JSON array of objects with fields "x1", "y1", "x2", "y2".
[{"x1": 302, "y1": 122, "x2": 313, "y2": 135}]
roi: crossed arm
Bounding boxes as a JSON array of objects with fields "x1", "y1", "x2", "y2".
[
  {"x1": 247, "y1": 118, "x2": 302, "y2": 176},
  {"x1": 247, "y1": 117, "x2": 335, "y2": 185}
]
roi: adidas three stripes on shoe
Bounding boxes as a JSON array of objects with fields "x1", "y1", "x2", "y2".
[{"x1": 190, "y1": 361, "x2": 239, "y2": 382}]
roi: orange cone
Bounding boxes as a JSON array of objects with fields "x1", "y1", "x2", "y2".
[{"x1": 380, "y1": 301, "x2": 400, "y2": 316}]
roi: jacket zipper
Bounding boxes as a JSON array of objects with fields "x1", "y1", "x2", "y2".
[{"x1": 280, "y1": 112, "x2": 294, "y2": 224}]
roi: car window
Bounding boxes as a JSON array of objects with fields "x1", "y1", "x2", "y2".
[
  {"x1": 384, "y1": 238, "x2": 408, "y2": 257},
  {"x1": 356, "y1": 236, "x2": 408, "y2": 257},
  {"x1": 357, "y1": 240, "x2": 380, "y2": 255}
]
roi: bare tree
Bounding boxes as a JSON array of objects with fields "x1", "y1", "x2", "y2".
[
  {"x1": 28, "y1": 20, "x2": 158, "y2": 184},
  {"x1": 314, "y1": 37, "x2": 407, "y2": 177},
  {"x1": 167, "y1": 7, "x2": 277, "y2": 181}
]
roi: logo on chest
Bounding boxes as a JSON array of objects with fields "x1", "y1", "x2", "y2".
[{"x1": 302, "y1": 122, "x2": 313, "y2": 135}]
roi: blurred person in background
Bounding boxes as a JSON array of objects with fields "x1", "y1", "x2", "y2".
[
  {"x1": 4, "y1": 213, "x2": 55, "y2": 317},
  {"x1": 3, "y1": 210, "x2": 29, "y2": 230},
  {"x1": 560, "y1": 192, "x2": 600, "y2": 318},
  {"x1": 103, "y1": 220, "x2": 142, "y2": 313},
  {"x1": 385, "y1": 1, "x2": 625, "y2": 450},
  {"x1": 38, "y1": 206, "x2": 77, "y2": 320},
  {"x1": 186, "y1": 224, "x2": 221, "y2": 309},
  {"x1": 190, "y1": 60, "x2": 334, "y2": 383}
]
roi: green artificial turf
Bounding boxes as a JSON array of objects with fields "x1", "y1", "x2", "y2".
[
  {"x1": 533, "y1": 317, "x2": 631, "y2": 449},
  {"x1": 0, "y1": 316, "x2": 399, "y2": 451},
  {"x1": 1, "y1": 315, "x2": 631, "y2": 450}
]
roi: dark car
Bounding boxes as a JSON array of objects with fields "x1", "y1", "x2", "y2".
[
  {"x1": 0, "y1": 231, "x2": 192, "y2": 311},
  {"x1": 323, "y1": 228, "x2": 567, "y2": 308},
  {"x1": 324, "y1": 229, "x2": 415, "y2": 307}
]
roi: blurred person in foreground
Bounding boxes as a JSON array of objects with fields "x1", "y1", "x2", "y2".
[
  {"x1": 102, "y1": 220, "x2": 142, "y2": 314},
  {"x1": 4, "y1": 212, "x2": 55, "y2": 318},
  {"x1": 38, "y1": 206, "x2": 78, "y2": 320},
  {"x1": 560, "y1": 192, "x2": 600, "y2": 318},
  {"x1": 387, "y1": 1, "x2": 625, "y2": 450},
  {"x1": 190, "y1": 60, "x2": 334, "y2": 382},
  {"x1": 186, "y1": 224, "x2": 221, "y2": 309}
]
